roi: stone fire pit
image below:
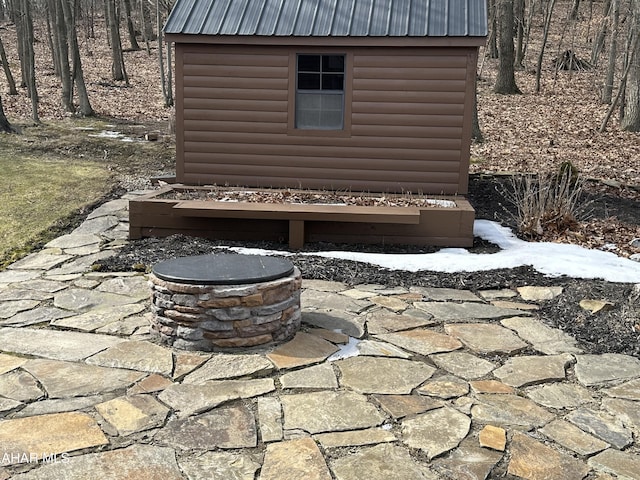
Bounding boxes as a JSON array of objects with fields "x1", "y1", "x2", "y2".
[{"x1": 149, "y1": 254, "x2": 301, "y2": 350}]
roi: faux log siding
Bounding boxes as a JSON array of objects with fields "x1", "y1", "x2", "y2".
[{"x1": 177, "y1": 45, "x2": 475, "y2": 194}]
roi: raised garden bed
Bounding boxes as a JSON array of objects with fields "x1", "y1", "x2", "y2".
[{"x1": 129, "y1": 185, "x2": 475, "y2": 249}]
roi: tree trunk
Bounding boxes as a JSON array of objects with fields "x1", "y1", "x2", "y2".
[
  {"x1": 487, "y1": 0, "x2": 499, "y2": 59},
  {"x1": 157, "y1": 0, "x2": 172, "y2": 106},
  {"x1": 123, "y1": 0, "x2": 140, "y2": 50},
  {"x1": 52, "y1": 0, "x2": 74, "y2": 112},
  {"x1": 514, "y1": 0, "x2": 525, "y2": 67},
  {"x1": 535, "y1": 0, "x2": 557, "y2": 93},
  {"x1": 15, "y1": 0, "x2": 39, "y2": 123},
  {"x1": 0, "y1": 35, "x2": 17, "y2": 95},
  {"x1": 602, "y1": 0, "x2": 619, "y2": 104},
  {"x1": 591, "y1": 0, "x2": 611, "y2": 65},
  {"x1": 107, "y1": 0, "x2": 128, "y2": 82},
  {"x1": 0, "y1": 95, "x2": 17, "y2": 133},
  {"x1": 621, "y1": 0, "x2": 640, "y2": 131},
  {"x1": 61, "y1": 0, "x2": 94, "y2": 116},
  {"x1": 494, "y1": 0, "x2": 521, "y2": 94},
  {"x1": 141, "y1": 0, "x2": 156, "y2": 41},
  {"x1": 472, "y1": 76, "x2": 483, "y2": 142}
]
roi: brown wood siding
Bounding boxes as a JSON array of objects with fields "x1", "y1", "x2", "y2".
[{"x1": 176, "y1": 44, "x2": 477, "y2": 194}]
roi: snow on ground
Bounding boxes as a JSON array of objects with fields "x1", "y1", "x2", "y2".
[{"x1": 230, "y1": 220, "x2": 640, "y2": 284}]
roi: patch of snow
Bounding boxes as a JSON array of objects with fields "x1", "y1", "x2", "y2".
[
  {"x1": 227, "y1": 220, "x2": 640, "y2": 283},
  {"x1": 327, "y1": 337, "x2": 361, "y2": 361}
]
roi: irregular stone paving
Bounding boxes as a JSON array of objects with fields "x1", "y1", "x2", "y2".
[{"x1": 0, "y1": 194, "x2": 639, "y2": 479}]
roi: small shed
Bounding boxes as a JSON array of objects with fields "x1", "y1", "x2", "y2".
[
  {"x1": 163, "y1": 0, "x2": 487, "y2": 195},
  {"x1": 130, "y1": 0, "x2": 488, "y2": 248}
]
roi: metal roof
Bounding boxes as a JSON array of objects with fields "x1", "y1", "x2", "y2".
[{"x1": 164, "y1": 0, "x2": 488, "y2": 37}]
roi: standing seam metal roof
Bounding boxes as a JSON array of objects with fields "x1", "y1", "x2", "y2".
[{"x1": 164, "y1": 0, "x2": 488, "y2": 37}]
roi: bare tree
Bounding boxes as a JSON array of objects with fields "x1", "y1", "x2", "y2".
[
  {"x1": 157, "y1": 0, "x2": 173, "y2": 106},
  {"x1": 621, "y1": 0, "x2": 639, "y2": 131},
  {"x1": 591, "y1": 0, "x2": 612, "y2": 65},
  {"x1": 0, "y1": 94, "x2": 17, "y2": 132},
  {"x1": 535, "y1": 0, "x2": 557, "y2": 93},
  {"x1": 514, "y1": 0, "x2": 526, "y2": 67},
  {"x1": 602, "y1": 0, "x2": 620, "y2": 104},
  {"x1": 0, "y1": 34, "x2": 17, "y2": 95},
  {"x1": 494, "y1": 0, "x2": 521, "y2": 94},
  {"x1": 472, "y1": 77, "x2": 483, "y2": 142},
  {"x1": 122, "y1": 0, "x2": 140, "y2": 50},
  {"x1": 106, "y1": 0, "x2": 129, "y2": 83},
  {"x1": 15, "y1": 0, "x2": 39, "y2": 123},
  {"x1": 61, "y1": 0, "x2": 94, "y2": 116},
  {"x1": 487, "y1": 0, "x2": 499, "y2": 59}
]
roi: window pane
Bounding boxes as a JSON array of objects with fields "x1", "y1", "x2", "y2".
[
  {"x1": 298, "y1": 55, "x2": 320, "y2": 72},
  {"x1": 298, "y1": 73, "x2": 320, "y2": 89},
  {"x1": 322, "y1": 74, "x2": 343, "y2": 90},
  {"x1": 323, "y1": 55, "x2": 344, "y2": 72},
  {"x1": 296, "y1": 92, "x2": 343, "y2": 129},
  {"x1": 297, "y1": 93, "x2": 321, "y2": 109}
]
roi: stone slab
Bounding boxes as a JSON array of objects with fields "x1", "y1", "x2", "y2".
[
  {"x1": 281, "y1": 391, "x2": 385, "y2": 434},
  {"x1": 566, "y1": 408, "x2": 633, "y2": 449},
  {"x1": 0, "y1": 300, "x2": 40, "y2": 319},
  {"x1": 331, "y1": 443, "x2": 436, "y2": 480},
  {"x1": 372, "y1": 394, "x2": 444, "y2": 419},
  {"x1": 365, "y1": 311, "x2": 436, "y2": 335},
  {"x1": 574, "y1": 354, "x2": 640, "y2": 386},
  {"x1": 0, "y1": 412, "x2": 108, "y2": 465},
  {"x1": 540, "y1": 420, "x2": 610, "y2": 456},
  {"x1": 23, "y1": 359, "x2": 144, "y2": 398},
  {"x1": 500, "y1": 316, "x2": 582, "y2": 354},
  {"x1": 526, "y1": 383, "x2": 594, "y2": 409},
  {"x1": 430, "y1": 351, "x2": 497, "y2": 380},
  {"x1": 267, "y1": 332, "x2": 339, "y2": 369},
  {"x1": 414, "y1": 302, "x2": 526, "y2": 321},
  {"x1": 52, "y1": 304, "x2": 146, "y2": 331},
  {"x1": 86, "y1": 341, "x2": 173, "y2": 375},
  {"x1": 0, "y1": 327, "x2": 126, "y2": 361},
  {"x1": 0, "y1": 370, "x2": 43, "y2": 402},
  {"x1": 401, "y1": 407, "x2": 471, "y2": 460},
  {"x1": 260, "y1": 438, "x2": 331, "y2": 480},
  {"x1": 302, "y1": 310, "x2": 366, "y2": 338},
  {"x1": 0, "y1": 354, "x2": 27, "y2": 376},
  {"x1": 0, "y1": 307, "x2": 73, "y2": 327},
  {"x1": 280, "y1": 363, "x2": 338, "y2": 389},
  {"x1": 492, "y1": 354, "x2": 572, "y2": 387},
  {"x1": 432, "y1": 441, "x2": 502, "y2": 480},
  {"x1": 8, "y1": 252, "x2": 73, "y2": 271},
  {"x1": 183, "y1": 354, "x2": 274, "y2": 383},
  {"x1": 588, "y1": 449, "x2": 640, "y2": 480},
  {"x1": 375, "y1": 329, "x2": 462, "y2": 356},
  {"x1": 10, "y1": 445, "x2": 184, "y2": 480},
  {"x1": 507, "y1": 431, "x2": 589, "y2": 480},
  {"x1": 258, "y1": 397, "x2": 283, "y2": 443},
  {"x1": 53, "y1": 287, "x2": 140, "y2": 312},
  {"x1": 158, "y1": 379, "x2": 275, "y2": 417},
  {"x1": 95, "y1": 395, "x2": 169, "y2": 436},
  {"x1": 337, "y1": 356, "x2": 436, "y2": 394},
  {"x1": 444, "y1": 323, "x2": 527, "y2": 355},
  {"x1": 178, "y1": 451, "x2": 260, "y2": 480},
  {"x1": 11, "y1": 394, "x2": 117, "y2": 418},
  {"x1": 155, "y1": 404, "x2": 257, "y2": 450},
  {"x1": 471, "y1": 394, "x2": 554, "y2": 427}
]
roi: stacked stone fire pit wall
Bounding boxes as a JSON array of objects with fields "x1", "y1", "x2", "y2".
[{"x1": 149, "y1": 268, "x2": 302, "y2": 350}]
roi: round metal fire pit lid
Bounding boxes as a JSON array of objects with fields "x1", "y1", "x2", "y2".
[{"x1": 152, "y1": 254, "x2": 295, "y2": 285}]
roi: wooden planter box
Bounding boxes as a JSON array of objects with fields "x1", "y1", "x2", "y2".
[{"x1": 129, "y1": 186, "x2": 475, "y2": 249}]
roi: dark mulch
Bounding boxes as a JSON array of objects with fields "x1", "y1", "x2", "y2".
[{"x1": 99, "y1": 174, "x2": 640, "y2": 358}]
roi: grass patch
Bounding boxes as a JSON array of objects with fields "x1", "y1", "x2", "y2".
[
  {"x1": 0, "y1": 153, "x2": 112, "y2": 268},
  {"x1": 0, "y1": 117, "x2": 174, "y2": 269}
]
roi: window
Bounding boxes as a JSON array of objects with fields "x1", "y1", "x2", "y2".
[{"x1": 295, "y1": 54, "x2": 345, "y2": 130}]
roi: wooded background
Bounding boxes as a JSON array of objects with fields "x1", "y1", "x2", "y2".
[{"x1": 0, "y1": 0, "x2": 638, "y2": 134}]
